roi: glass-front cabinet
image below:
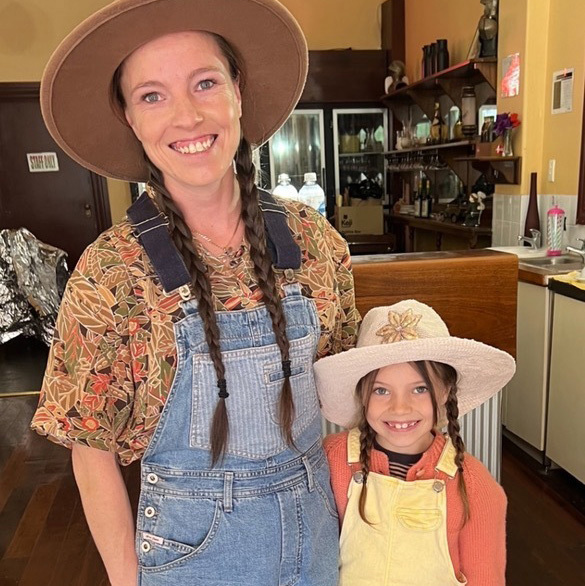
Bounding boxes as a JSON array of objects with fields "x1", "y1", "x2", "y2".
[
  {"x1": 333, "y1": 108, "x2": 389, "y2": 202},
  {"x1": 266, "y1": 109, "x2": 325, "y2": 192}
]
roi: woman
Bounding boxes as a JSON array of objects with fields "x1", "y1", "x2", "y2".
[{"x1": 31, "y1": 1, "x2": 360, "y2": 584}]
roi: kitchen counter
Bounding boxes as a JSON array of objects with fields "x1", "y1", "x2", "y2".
[{"x1": 548, "y1": 278, "x2": 585, "y2": 303}]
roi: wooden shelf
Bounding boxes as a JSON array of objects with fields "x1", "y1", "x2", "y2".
[
  {"x1": 381, "y1": 58, "x2": 497, "y2": 116},
  {"x1": 383, "y1": 140, "x2": 474, "y2": 155},
  {"x1": 389, "y1": 213, "x2": 491, "y2": 252},
  {"x1": 453, "y1": 155, "x2": 521, "y2": 184},
  {"x1": 338, "y1": 151, "x2": 385, "y2": 158}
]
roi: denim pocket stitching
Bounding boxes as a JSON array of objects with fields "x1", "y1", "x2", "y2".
[{"x1": 140, "y1": 499, "x2": 223, "y2": 574}]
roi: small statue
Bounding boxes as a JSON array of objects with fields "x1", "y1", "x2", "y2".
[
  {"x1": 478, "y1": 0, "x2": 498, "y2": 58},
  {"x1": 384, "y1": 60, "x2": 409, "y2": 94},
  {"x1": 463, "y1": 191, "x2": 487, "y2": 226}
]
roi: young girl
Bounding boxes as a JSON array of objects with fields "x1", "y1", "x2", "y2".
[{"x1": 315, "y1": 300, "x2": 516, "y2": 586}]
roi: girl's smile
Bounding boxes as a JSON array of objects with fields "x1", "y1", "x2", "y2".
[{"x1": 366, "y1": 362, "x2": 440, "y2": 455}]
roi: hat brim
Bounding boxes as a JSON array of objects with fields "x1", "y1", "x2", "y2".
[
  {"x1": 40, "y1": 0, "x2": 308, "y2": 182},
  {"x1": 314, "y1": 337, "x2": 516, "y2": 429}
]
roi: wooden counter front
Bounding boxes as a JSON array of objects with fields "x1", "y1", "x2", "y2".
[{"x1": 352, "y1": 250, "x2": 517, "y2": 358}]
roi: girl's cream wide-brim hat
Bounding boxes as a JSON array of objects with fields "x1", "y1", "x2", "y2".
[
  {"x1": 40, "y1": 0, "x2": 308, "y2": 182},
  {"x1": 314, "y1": 300, "x2": 516, "y2": 429}
]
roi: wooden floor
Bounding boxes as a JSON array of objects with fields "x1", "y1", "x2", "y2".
[{"x1": 1, "y1": 395, "x2": 585, "y2": 585}]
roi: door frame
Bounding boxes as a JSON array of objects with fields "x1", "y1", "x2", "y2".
[{"x1": 0, "y1": 82, "x2": 111, "y2": 233}]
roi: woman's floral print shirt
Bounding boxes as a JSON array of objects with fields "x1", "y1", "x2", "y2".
[{"x1": 31, "y1": 199, "x2": 360, "y2": 465}]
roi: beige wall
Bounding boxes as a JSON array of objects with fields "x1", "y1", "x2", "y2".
[
  {"x1": 539, "y1": 0, "x2": 585, "y2": 197},
  {"x1": 404, "y1": 0, "x2": 482, "y2": 83},
  {"x1": 0, "y1": 0, "x2": 384, "y2": 221},
  {"x1": 0, "y1": 0, "x2": 384, "y2": 83}
]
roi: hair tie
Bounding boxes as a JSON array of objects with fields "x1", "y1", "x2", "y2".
[
  {"x1": 217, "y1": 378, "x2": 229, "y2": 399},
  {"x1": 282, "y1": 360, "x2": 292, "y2": 378}
]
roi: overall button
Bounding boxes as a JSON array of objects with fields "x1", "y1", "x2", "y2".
[
  {"x1": 141, "y1": 541, "x2": 152, "y2": 553},
  {"x1": 432, "y1": 480, "x2": 444, "y2": 493},
  {"x1": 352, "y1": 471, "x2": 364, "y2": 484},
  {"x1": 146, "y1": 473, "x2": 159, "y2": 484},
  {"x1": 144, "y1": 506, "x2": 156, "y2": 518}
]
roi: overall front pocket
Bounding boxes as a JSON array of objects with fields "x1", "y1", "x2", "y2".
[
  {"x1": 138, "y1": 495, "x2": 223, "y2": 573},
  {"x1": 191, "y1": 333, "x2": 317, "y2": 459}
]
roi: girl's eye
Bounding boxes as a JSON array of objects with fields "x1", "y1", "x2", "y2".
[
  {"x1": 373, "y1": 387, "x2": 390, "y2": 396},
  {"x1": 413, "y1": 386, "x2": 429, "y2": 394},
  {"x1": 198, "y1": 79, "x2": 215, "y2": 90},
  {"x1": 142, "y1": 92, "x2": 161, "y2": 104}
]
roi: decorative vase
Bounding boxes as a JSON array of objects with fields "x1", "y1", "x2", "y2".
[
  {"x1": 503, "y1": 129, "x2": 513, "y2": 157},
  {"x1": 524, "y1": 172, "x2": 540, "y2": 238}
]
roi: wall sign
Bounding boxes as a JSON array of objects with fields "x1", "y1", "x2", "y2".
[
  {"x1": 501, "y1": 53, "x2": 520, "y2": 98},
  {"x1": 552, "y1": 68, "x2": 574, "y2": 114},
  {"x1": 27, "y1": 152, "x2": 59, "y2": 173}
]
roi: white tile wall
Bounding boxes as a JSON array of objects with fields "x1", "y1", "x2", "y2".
[{"x1": 492, "y1": 193, "x2": 585, "y2": 249}]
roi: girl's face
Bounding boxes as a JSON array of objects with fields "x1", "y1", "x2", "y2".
[
  {"x1": 120, "y1": 31, "x2": 242, "y2": 196},
  {"x1": 365, "y1": 362, "x2": 440, "y2": 455}
]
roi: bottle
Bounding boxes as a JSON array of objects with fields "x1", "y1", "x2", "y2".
[
  {"x1": 429, "y1": 42, "x2": 437, "y2": 75},
  {"x1": 416, "y1": 176, "x2": 425, "y2": 217},
  {"x1": 436, "y1": 39, "x2": 450, "y2": 71},
  {"x1": 298, "y1": 172, "x2": 326, "y2": 216},
  {"x1": 461, "y1": 86, "x2": 477, "y2": 138},
  {"x1": 412, "y1": 174, "x2": 420, "y2": 216},
  {"x1": 430, "y1": 102, "x2": 443, "y2": 144},
  {"x1": 524, "y1": 172, "x2": 540, "y2": 238},
  {"x1": 272, "y1": 173, "x2": 299, "y2": 201},
  {"x1": 546, "y1": 202, "x2": 565, "y2": 257},
  {"x1": 422, "y1": 179, "x2": 432, "y2": 218}
]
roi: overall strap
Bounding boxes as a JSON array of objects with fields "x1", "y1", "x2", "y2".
[
  {"x1": 127, "y1": 192, "x2": 191, "y2": 294},
  {"x1": 347, "y1": 428, "x2": 362, "y2": 464},
  {"x1": 434, "y1": 437, "x2": 459, "y2": 479},
  {"x1": 258, "y1": 190, "x2": 302, "y2": 270},
  {"x1": 127, "y1": 189, "x2": 302, "y2": 294}
]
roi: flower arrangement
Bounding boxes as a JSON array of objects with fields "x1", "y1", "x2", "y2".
[{"x1": 493, "y1": 112, "x2": 521, "y2": 137}]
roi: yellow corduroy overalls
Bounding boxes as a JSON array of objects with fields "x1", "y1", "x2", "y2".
[{"x1": 339, "y1": 428, "x2": 467, "y2": 586}]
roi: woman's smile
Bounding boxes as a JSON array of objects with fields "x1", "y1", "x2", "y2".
[{"x1": 120, "y1": 31, "x2": 242, "y2": 199}]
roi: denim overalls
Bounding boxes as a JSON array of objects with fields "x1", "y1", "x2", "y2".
[{"x1": 128, "y1": 192, "x2": 339, "y2": 586}]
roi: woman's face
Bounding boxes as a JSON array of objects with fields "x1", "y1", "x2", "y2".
[
  {"x1": 120, "y1": 31, "x2": 242, "y2": 195},
  {"x1": 365, "y1": 362, "x2": 438, "y2": 455}
]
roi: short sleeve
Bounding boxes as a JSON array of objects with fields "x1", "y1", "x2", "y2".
[
  {"x1": 31, "y1": 234, "x2": 135, "y2": 456},
  {"x1": 321, "y1": 221, "x2": 361, "y2": 357}
]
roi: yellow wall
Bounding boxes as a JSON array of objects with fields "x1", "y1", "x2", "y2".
[
  {"x1": 0, "y1": 0, "x2": 384, "y2": 221},
  {"x1": 0, "y1": 0, "x2": 384, "y2": 83},
  {"x1": 404, "y1": 0, "x2": 483, "y2": 83},
  {"x1": 540, "y1": 0, "x2": 585, "y2": 197}
]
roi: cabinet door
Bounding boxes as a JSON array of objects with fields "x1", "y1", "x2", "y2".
[
  {"x1": 332, "y1": 108, "x2": 388, "y2": 199},
  {"x1": 266, "y1": 109, "x2": 325, "y2": 192},
  {"x1": 546, "y1": 294, "x2": 585, "y2": 483},
  {"x1": 504, "y1": 282, "x2": 551, "y2": 450}
]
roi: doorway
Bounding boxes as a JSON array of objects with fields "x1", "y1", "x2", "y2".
[{"x1": 0, "y1": 82, "x2": 111, "y2": 266}]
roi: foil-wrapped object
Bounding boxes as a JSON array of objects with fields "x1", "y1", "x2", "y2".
[{"x1": 0, "y1": 228, "x2": 70, "y2": 346}]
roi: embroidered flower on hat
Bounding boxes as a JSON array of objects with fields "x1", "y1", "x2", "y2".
[{"x1": 375, "y1": 309, "x2": 422, "y2": 343}]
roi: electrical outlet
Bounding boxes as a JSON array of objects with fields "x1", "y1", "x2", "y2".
[{"x1": 548, "y1": 159, "x2": 556, "y2": 182}]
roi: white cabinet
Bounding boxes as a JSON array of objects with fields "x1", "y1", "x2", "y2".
[
  {"x1": 504, "y1": 281, "x2": 552, "y2": 451},
  {"x1": 546, "y1": 294, "x2": 585, "y2": 484}
]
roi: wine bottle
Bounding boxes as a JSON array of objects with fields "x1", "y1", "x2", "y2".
[{"x1": 430, "y1": 102, "x2": 442, "y2": 145}]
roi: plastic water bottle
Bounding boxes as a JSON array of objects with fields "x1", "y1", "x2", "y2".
[
  {"x1": 298, "y1": 172, "x2": 326, "y2": 216},
  {"x1": 272, "y1": 173, "x2": 299, "y2": 201}
]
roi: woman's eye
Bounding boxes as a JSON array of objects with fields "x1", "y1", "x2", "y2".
[
  {"x1": 373, "y1": 387, "x2": 389, "y2": 396},
  {"x1": 413, "y1": 386, "x2": 429, "y2": 394},
  {"x1": 142, "y1": 92, "x2": 161, "y2": 104},
  {"x1": 198, "y1": 79, "x2": 215, "y2": 90}
]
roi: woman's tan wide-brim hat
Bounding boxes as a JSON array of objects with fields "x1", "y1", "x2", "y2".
[
  {"x1": 40, "y1": 0, "x2": 308, "y2": 182},
  {"x1": 314, "y1": 300, "x2": 516, "y2": 429}
]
